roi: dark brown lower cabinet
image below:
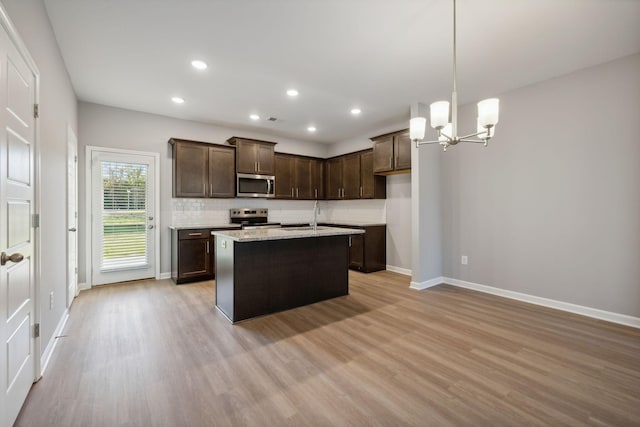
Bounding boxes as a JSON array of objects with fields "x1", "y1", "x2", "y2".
[
  {"x1": 323, "y1": 224, "x2": 386, "y2": 273},
  {"x1": 349, "y1": 233, "x2": 365, "y2": 269},
  {"x1": 171, "y1": 227, "x2": 238, "y2": 284},
  {"x1": 215, "y1": 235, "x2": 350, "y2": 322},
  {"x1": 171, "y1": 228, "x2": 213, "y2": 284}
]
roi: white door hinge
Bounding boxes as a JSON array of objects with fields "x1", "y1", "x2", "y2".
[
  {"x1": 34, "y1": 104, "x2": 39, "y2": 118},
  {"x1": 34, "y1": 323, "x2": 40, "y2": 338},
  {"x1": 32, "y1": 213, "x2": 40, "y2": 228}
]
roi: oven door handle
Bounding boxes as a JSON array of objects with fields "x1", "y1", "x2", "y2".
[{"x1": 267, "y1": 179, "x2": 272, "y2": 195}]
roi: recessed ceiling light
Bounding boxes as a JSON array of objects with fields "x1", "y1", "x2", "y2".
[
  {"x1": 350, "y1": 108, "x2": 362, "y2": 115},
  {"x1": 171, "y1": 97, "x2": 185, "y2": 104},
  {"x1": 307, "y1": 126, "x2": 316, "y2": 132},
  {"x1": 286, "y1": 89, "x2": 299, "y2": 97},
  {"x1": 191, "y1": 60, "x2": 208, "y2": 70},
  {"x1": 249, "y1": 114, "x2": 260, "y2": 120}
]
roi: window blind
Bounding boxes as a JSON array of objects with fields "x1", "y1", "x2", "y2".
[{"x1": 100, "y1": 161, "x2": 148, "y2": 270}]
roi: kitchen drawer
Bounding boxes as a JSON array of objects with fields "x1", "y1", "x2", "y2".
[{"x1": 178, "y1": 229, "x2": 211, "y2": 240}]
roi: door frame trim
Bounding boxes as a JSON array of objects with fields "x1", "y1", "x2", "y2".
[
  {"x1": 66, "y1": 124, "x2": 78, "y2": 307},
  {"x1": 0, "y1": 2, "x2": 42, "y2": 381},
  {"x1": 85, "y1": 146, "x2": 161, "y2": 287}
]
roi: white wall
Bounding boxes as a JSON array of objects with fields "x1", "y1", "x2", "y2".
[
  {"x1": 411, "y1": 142, "x2": 443, "y2": 285},
  {"x1": 441, "y1": 53, "x2": 640, "y2": 317},
  {"x1": 78, "y1": 102, "x2": 331, "y2": 282},
  {"x1": 386, "y1": 174, "x2": 411, "y2": 272},
  {"x1": 3, "y1": 0, "x2": 78, "y2": 359}
]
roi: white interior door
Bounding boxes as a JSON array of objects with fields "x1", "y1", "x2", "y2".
[
  {"x1": 0, "y1": 21, "x2": 37, "y2": 427},
  {"x1": 89, "y1": 149, "x2": 158, "y2": 285},
  {"x1": 67, "y1": 125, "x2": 78, "y2": 305}
]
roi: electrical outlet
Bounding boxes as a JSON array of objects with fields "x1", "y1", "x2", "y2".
[
  {"x1": 49, "y1": 292, "x2": 54, "y2": 310},
  {"x1": 461, "y1": 256, "x2": 468, "y2": 265}
]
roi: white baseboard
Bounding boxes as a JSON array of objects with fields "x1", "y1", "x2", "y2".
[
  {"x1": 410, "y1": 276, "x2": 445, "y2": 290},
  {"x1": 443, "y1": 277, "x2": 640, "y2": 329},
  {"x1": 159, "y1": 272, "x2": 171, "y2": 280},
  {"x1": 78, "y1": 282, "x2": 89, "y2": 291},
  {"x1": 40, "y1": 309, "x2": 69, "y2": 376},
  {"x1": 386, "y1": 265, "x2": 412, "y2": 276}
]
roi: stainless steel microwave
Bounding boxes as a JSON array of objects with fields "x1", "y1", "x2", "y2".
[{"x1": 236, "y1": 173, "x2": 275, "y2": 198}]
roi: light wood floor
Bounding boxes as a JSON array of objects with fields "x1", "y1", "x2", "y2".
[{"x1": 15, "y1": 271, "x2": 640, "y2": 426}]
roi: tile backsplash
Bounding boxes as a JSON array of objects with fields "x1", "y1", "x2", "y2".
[{"x1": 171, "y1": 198, "x2": 386, "y2": 226}]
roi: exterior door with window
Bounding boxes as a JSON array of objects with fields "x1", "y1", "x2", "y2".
[{"x1": 90, "y1": 150, "x2": 157, "y2": 285}]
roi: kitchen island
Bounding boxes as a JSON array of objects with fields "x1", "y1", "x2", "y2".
[{"x1": 212, "y1": 226, "x2": 364, "y2": 323}]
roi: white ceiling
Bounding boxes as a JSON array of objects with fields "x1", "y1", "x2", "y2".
[{"x1": 43, "y1": 0, "x2": 640, "y2": 144}]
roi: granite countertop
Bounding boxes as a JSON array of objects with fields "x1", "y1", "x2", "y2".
[
  {"x1": 169, "y1": 224, "x2": 242, "y2": 230},
  {"x1": 322, "y1": 221, "x2": 386, "y2": 227},
  {"x1": 212, "y1": 226, "x2": 365, "y2": 242},
  {"x1": 280, "y1": 221, "x2": 386, "y2": 228}
]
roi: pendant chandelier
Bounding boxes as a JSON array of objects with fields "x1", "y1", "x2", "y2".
[{"x1": 410, "y1": 0, "x2": 500, "y2": 151}]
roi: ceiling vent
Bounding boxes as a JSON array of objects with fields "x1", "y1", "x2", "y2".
[{"x1": 267, "y1": 117, "x2": 278, "y2": 122}]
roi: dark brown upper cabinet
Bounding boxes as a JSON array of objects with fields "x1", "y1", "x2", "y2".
[
  {"x1": 310, "y1": 158, "x2": 324, "y2": 200},
  {"x1": 275, "y1": 153, "x2": 323, "y2": 199},
  {"x1": 227, "y1": 137, "x2": 276, "y2": 175},
  {"x1": 208, "y1": 145, "x2": 236, "y2": 197},
  {"x1": 275, "y1": 154, "x2": 294, "y2": 199},
  {"x1": 342, "y1": 153, "x2": 361, "y2": 199},
  {"x1": 371, "y1": 129, "x2": 411, "y2": 175},
  {"x1": 325, "y1": 157, "x2": 343, "y2": 200},
  {"x1": 169, "y1": 138, "x2": 235, "y2": 198},
  {"x1": 325, "y1": 150, "x2": 385, "y2": 200}
]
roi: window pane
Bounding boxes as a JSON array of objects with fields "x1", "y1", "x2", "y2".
[{"x1": 100, "y1": 161, "x2": 148, "y2": 270}]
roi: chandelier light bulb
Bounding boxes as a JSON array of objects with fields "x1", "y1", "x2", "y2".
[
  {"x1": 477, "y1": 118, "x2": 488, "y2": 139},
  {"x1": 410, "y1": 117, "x2": 427, "y2": 141},
  {"x1": 478, "y1": 98, "x2": 500, "y2": 128},
  {"x1": 430, "y1": 101, "x2": 450, "y2": 129}
]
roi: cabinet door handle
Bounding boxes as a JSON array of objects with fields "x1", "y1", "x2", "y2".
[
  {"x1": 210, "y1": 183, "x2": 212, "y2": 196},
  {"x1": 291, "y1": 188, "x2": 294, "y2": 198},
  {"x1": 315, "y1": 189, "x2": 318, "y2": 199},
  {"x1": 206, "y1": 241, "x2": 210, "y2": 253},
  {"x1": 349, "y1": 236, "x2": 352, "y2": 247},
  {"x1": 203, "y1": 183, "x2": 206, "y2": 195},
  {"x1": 188, "y1": 232, "x2": 203, "y2": 236},
  {"x1": 360, "y1": 186, "x2": 363, "y2": 197},
  {"x1": 296, "y1": 188, "x2": 299, "y2": 198}
]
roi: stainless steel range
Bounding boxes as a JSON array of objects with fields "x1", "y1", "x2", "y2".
[{"x1": 230, "y1": 208, "x2": 281, "y2": 229}]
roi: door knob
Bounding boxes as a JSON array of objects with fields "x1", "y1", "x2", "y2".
[
  {"x1": 68, "y1": 228, "x2": 77, "y2": 232},
  {"x1": 148, "y1": 225, "x2": 154, "y2": 229},
  {"x1": 1, "y1": 252, "x2": 24, "y2": 266}
]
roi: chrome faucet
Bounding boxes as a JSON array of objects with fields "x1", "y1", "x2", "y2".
[{"x1": 312, "y1": 200, "x2": 318, "y2": 231}]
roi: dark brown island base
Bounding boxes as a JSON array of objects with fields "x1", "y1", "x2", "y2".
[{"x1": 212, "y1": 227, "x2": 364, "y2": 323}]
